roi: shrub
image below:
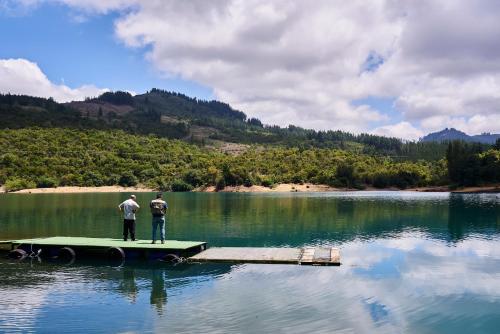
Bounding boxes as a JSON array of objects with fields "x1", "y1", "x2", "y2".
[
  {"x1": 105, "y1": 174, "x2": 120, "y2": 186},
  {"x1": 171, "y1": 179, "x2": 193, "y2": 192},
  {"x1": 243, "y1": 177, "x2": 253, "y2": 187},
  {"x1": 118, "y1": 172, "x2": 138, "y2": 187},
  {"x1": 215, "y1": 176, "x2": 226, "y2": 191},
  {"x1": 261, "y1": 178, "x2": 274, "y2": 188},
  {"x1": 183, "y1": 170, "x2": 203, "y2": 187},
  {"x1": 4, "y1": 178, "x2": 36, "y2": 192},
  {"x1": 59, "y1": 174, "x2": 82, "y2": 186},
  {"x1": 373, "y1": 174, "x2": 390, "y2": 188},
  {"x1": 0, "y1": 153, "x2": 18, "y2": 167},
  {"x1": 83, "y1": 171, "x2": 105, "y2": 187},
  {"x1": 36, "y1": 176, "x2": 58, "y2": 188}
]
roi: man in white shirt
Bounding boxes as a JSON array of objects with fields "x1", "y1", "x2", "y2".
[{"x1": 118, "y1": 194, "x2": 140, "y2": 241}]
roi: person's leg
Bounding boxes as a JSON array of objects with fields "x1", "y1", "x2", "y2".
[
  {"x1": 160, "y1": 217, "x2": 166, "y2": 242},
  {"x1": 152, "y1": 217, "x2": 158, "y2": 243},
  {"x1": 130, "y1": 220, "x2": 136, "y2": 241},
  {"x1": 123, "y1": 219, "x2": 128, "y2": 241}
]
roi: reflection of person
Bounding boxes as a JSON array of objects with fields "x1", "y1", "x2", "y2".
[
  {"x1": 150, "y1": 193, "x2": 168, "y2": 244},
  {"x1": 118, "y1": 194, "x2": 140, "y2": 241},
  {"x1": 150, "y1": 269, "x2": 167, "y2": 314},
  {"x1": 119, "y1": 267, "x2": 138, "y2": 304}
]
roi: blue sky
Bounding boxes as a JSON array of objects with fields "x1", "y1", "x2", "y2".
[
  {"x1": 0, "y1": 3, "x2": 213, "y2": 99},
  {"x1": 1, "y1": 1, "x2": 499, "y2": 139}
]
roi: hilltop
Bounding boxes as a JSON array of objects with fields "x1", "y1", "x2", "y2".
[{"x1": 421, "y1": 128, "x2": 500, "y2": 144}]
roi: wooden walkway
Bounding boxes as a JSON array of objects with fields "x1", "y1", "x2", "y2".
[{"x1": 189, "y1": 247, "x2": 340, "y2": 265}]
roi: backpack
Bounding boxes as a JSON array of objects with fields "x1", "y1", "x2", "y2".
[{"x1": 150, "y1": 200, "x2": 166, "y2": 216}]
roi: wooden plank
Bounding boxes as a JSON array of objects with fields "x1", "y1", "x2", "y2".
[
  {"x1": 300, "y1": 247, "x2": 315, "y2": 263},
  {"x1": 189, "y1": 247, "x2": 302, "y2": 264},
  {"x1": 330, "y1": 248, "x2": 341, "y2": 264},
  {"x1": 313, "y1": 247, "x2": 331, "y2": 263},
  {"x1": 190, "y1": 247, "x2": 341, "y2": 265}
]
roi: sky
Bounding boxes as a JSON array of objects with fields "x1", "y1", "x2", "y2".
[{"x1": 1, "y1": 0, "x2": 499, "y2": 140}]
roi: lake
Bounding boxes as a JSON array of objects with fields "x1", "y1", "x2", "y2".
[{"x1": 0, "y1": 191, "x2": 499, "y2": 333}]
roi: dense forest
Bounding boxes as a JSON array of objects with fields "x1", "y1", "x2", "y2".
[
  {"x1": 0, "y1": 128, "x2": 454, "y2": 192},
  {"x1": 446, "y1": 140, "x2": 500, "y2": 187},
  {"x1": 0, "y1": 92, "x2": 498, "y2": 192}
]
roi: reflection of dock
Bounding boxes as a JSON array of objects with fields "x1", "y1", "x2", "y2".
[
  {"x1": 2, "y1": 237, "x2": 341, "y2": 265},
  {"x1": 190, "y1": 247, "x2": 341, "y2": 265}
]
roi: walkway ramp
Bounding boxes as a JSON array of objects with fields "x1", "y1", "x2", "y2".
[{"x1": 189, "y1": 247, "x2": 340, "y2": 265}]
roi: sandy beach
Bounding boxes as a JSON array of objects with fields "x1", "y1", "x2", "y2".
[
  {"x1": 10, "y1": 186, "x2": 154, "y2": 194},
  {"x1": 200, "y1": 183, "x2": 340, "y2": 192},
  {"x1": 4, "y1": 183, "x2": 499, "y2": 194},
  {"x1": 201, "y1": 183, "x2": 500, "y2": 193}
]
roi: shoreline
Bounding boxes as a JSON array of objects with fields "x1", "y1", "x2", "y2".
[
  {"x1": 3, "y1": 183, "x2": 499, "y2": 194},
  {"x1": 201, "y1": 183, "x2": 500, "y2": 193},
  {"x1": 7, "y1": 186, "x2": 155, "y2": 194}
]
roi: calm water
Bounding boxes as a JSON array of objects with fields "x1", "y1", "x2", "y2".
[{"x1": 0, "y1": 191, "x2": 499, "y2": 333}]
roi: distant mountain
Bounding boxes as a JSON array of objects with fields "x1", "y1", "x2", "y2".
[{"x1": 421, "y1": 128, "x2": 500, "y2": 144}]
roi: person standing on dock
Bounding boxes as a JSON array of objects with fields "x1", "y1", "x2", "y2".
[
  {"x1": 118, "y1": 194, "x2": 140, "y2": 241},
  {"x1": 150, "y1": 192, "x2": 168, "y2": 244}
]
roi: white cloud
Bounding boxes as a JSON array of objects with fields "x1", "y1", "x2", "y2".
[
  {"x1": 113, "y1": 0, "x2": 402, "y2": 132},
  {"x1": 4, "y1": 0, "x2": 500, "y2": 137},
  {"x1": 0, "y1": 58, "x2": 107, "y2": 102},
  {"x1": 112, "y1": 0, "x2": 500, "y2": 136},
  {"x1": 372, "y1": 122, "x2": 424, "y2": 140}
]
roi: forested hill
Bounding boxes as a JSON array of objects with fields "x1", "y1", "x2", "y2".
[
  {"x1": 0, "y1": 90, "x2": 487, "y2": 161},
  {"x1": 1, "y1": 92, "x2": 499, "y2": 191},
  {"x1": 70, "y1": 89, "x2": 410, "y2": 155}
]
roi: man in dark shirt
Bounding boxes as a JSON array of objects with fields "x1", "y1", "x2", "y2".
[{"x1": 150, "y1": 192, "x2": 168, "y2": 244}]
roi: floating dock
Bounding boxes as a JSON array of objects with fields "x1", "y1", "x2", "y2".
[
  {"x1": 189, "y1": 247, "x2": 340, "y2": 266},
  {"x1": 3, "y1": 237, "x2": 207, "y2": 261},
  {"x1": 2, "y1": 237, "x2": 341, "y2": 265}
]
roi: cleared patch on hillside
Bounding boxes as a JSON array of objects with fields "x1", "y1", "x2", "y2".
[
  {"x1": 160, "y1": 115, "x2": 188, "y2": 125},
  {"x1": 207, "y1": 140, "x2": 250, "y2": 155},
  {"x1": 67, "y1": 101, "x2": 134, "y2": 118}
]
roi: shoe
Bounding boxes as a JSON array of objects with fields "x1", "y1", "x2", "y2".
[
  {"x1": 161, "y1": 240, "x2": 165, "y2": 244},
  {"x1": 131, "y1": 239, "x2": 135, "y2": 241},
  {"x1": 123, "y1": 238, "x2": 127, "y2": 241},
  {"x1": 151, "y1": 240, "x2": 156, "y2": 244}
]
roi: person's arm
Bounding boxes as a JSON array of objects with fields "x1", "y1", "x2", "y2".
[{"x1": 118, "y1": 202, "x2": 124, "y2": 212}]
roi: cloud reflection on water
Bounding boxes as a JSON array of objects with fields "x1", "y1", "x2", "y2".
[{"x1": 157, "y1": 233, "x2": 500, "y2": 334}]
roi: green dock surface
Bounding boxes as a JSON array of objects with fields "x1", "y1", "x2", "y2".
[{"x1": 5, "y1": 237, "x2": 206, "y2": 250}]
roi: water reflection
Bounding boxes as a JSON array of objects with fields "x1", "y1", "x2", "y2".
[
  {"x1": 0, "y1": 192, "x2": 498, "y2": 246},
  {"x1": 119, "y1": 267, "x2": 139, "y2": 304},
  {"x1": 0, "y1": 259, "x2": 235, "y2": 333},
  {"x1": 0, "y1": 231, "x2": 499, "y2": 333},
  {"x1": 0, "y1": 192, "x2": 498, "y2": 333},
  {"x1": 150, "y1": 268, "x2": 167, "y2": 314}
]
